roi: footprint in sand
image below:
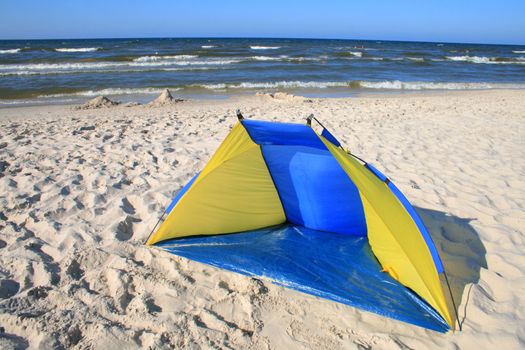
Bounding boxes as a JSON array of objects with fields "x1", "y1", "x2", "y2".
[
  {"x1": 0, "y1": 279, "x2": 20, "y2": 299},
  {"x1": 121, "y1": 197, "x2": 136, "y2": 215},
  {"x1": 66, "y1": 259, "x2": 84, "y2": 281},
  {"x1": 116, "y1": 215, "x2": 142, "y2": 241}
]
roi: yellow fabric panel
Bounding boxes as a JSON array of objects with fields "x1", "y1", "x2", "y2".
[
  {"x1": 195, "y1": 122, "x2": 257, "y2": 185},
  {"x1": 318, "y1": 136, "x2": 453, "y2": 328},
  {"x1": 146, "y1": 122, "x2": 285, "y2": 245}
]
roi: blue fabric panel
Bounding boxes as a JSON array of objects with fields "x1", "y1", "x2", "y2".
[
  {"x1": 242, "y1": 119, "x2": 326, "y2": 149},
  {"x1": 321, "y1": 128, "x2": 341, "y2": 147},
  {"x1": 165, "y1": 173, "x2": 200, "y2": 214},
  {"x1": 156, "y1": 224, "x2": 449, "y2": 332},
  {"x1": 387, "y1": 182, "x2": 444, "y2": 273},
  {"x1": 365, "y1": 163, "x2": 388, "y2": 182},
  {"x1": 262, "y1": 145, "x2": 367, "y2": 235}
]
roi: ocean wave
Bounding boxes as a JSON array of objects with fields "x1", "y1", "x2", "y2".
[
  {"x1": 133, "y1": 55, "x2": 198, "y2": 62},
  {"x1": 250, "y1": 56, "x2": 287, "y2": 61},
  {"x1": 195, "y1": 80, "x2": 525, "y2": 91},
  {"x1": 0, "y1": 48, "x2": 21, "y2": 54},
  {"x1": 512, "y1": 50, "x2": 525, "y2": 54},
  {"x1": 9, "y1": 80, "x2": 525, "y2": 101},
  {"x1": 121, "y1": 58, "x2": 241, "y2": 67},
  {"x1": 194, "y1": 81, "x2": 350, "y2": 89},
  {"x1": 250, "y1": 46, "x2": 281, "y2": 50},
  {"x1": 55, "y1": 47, "x2": 101, "y2": 52},
  {"x1": 445, "y1": 55, "x2": 525, "y2": 64},
  {"x1": 43, "y1": 87, "x2": 182, "y2": 98},
  {"x1": 201, "y1": 45, "x2": 217, "y2": 49},
  {"x1": 287, "y1": 56, "x2": 327, "y2": 62},
  {"x1": 1, "y1": 54, "x2": 336, "y2": 72},
  {"x1": 0, "y1": 66, "x2": 215, "y2": 76},
  {"x1": 0, "y1": 98, "x2": 77, "y2": 105},
  {"x1": 335, "y1": 51, "x2": 363, "y2": 58},
  {"x1": 0, "y1": 58, "x2": 240, "y2": 72},
  {"x1": 406, "y1": 57, "x2": 425, "y2": 62},
  {"x1": 358, "y1": 80, "x2": 525, "y2": 90},
  {"x1": 373, "y1": 57, "x2": 426, "y2": 63}
]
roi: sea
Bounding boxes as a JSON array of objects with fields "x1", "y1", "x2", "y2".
[{"x1": 1, "y1": 38, "x2": 524, "y2": 106}]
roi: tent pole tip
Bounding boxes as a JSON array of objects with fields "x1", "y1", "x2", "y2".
[
  {"x1": 306, "y1": 114, "x2": 314, "y2": 126},
  {"x1": 236, "y1": 109, "x2": 244, "y2": 120}
]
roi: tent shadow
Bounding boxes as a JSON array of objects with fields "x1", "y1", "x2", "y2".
[{"x1": 415, "y1": 207, "x2": 487, "y2": 328}]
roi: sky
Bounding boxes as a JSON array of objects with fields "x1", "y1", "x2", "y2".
[{"x1": 0, "y1": 0, "x2": 524, "y2": 44}]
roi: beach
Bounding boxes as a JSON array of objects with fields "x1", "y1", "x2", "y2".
[{"x1": 0, "y1": 89, "x2": 524, "y2": 349}]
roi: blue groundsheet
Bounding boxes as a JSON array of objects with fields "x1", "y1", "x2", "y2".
[{"x1": 156, "y1": 224, "x2": 449, "y2": 332}]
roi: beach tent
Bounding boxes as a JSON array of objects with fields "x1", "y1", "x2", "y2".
[{"x1": 146, "y1": 112, "x2": 456, "y2": 332}]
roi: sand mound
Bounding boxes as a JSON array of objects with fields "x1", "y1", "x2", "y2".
[
  {"x1": 148, "y1": 89, "x2": 184, "y2": 106},
  {"x1": 75, "y1": 96, "x2": 120, "y2": 110},
  {"x1": 256, "y1": 92, "x2": 310, "y2": 102}
]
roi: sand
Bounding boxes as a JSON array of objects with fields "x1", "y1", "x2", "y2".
[{"x1": 0, "y1": 90, "x2": 524, "y2": 349}]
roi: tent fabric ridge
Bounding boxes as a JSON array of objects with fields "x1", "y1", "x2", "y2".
[
  {"x1": 239, "y1": 120, "x2": 290, "y2": 219},
  {"x1": 391, "y1": 182, "x2": 445, "y2": 273}
]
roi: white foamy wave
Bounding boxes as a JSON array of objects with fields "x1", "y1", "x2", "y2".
[
  {"x1": 43, "y1": 87, "x2": 182, "y2": 98},
  {"x1": 196, "y1": 81, "x2": 349, "y2": 89},
  {"x1": 201, "y1": 45, "x2": 217, "y2": 49},
  {"x1": 287, "y1": 56, "x2": 326, "y2": 62},
  {"x1": 194, "y1": 83, "x2": 227, "y2": 89},
  {"x1": 0, "y1": 58, "x2": 240, "y2": 72},
  {"x1": 55, "y1": 47, "x2": 101, "y2": 52},
  {"x1": 0, "y1": 98, "x2": 77, "y2": 106},
  {"x1": 446, "y1": 56, "x2": 490, "y2": 63},
  {"x1": 133, "y1": 55, "x2": 198, "y2": 62},
  {"x1": 250, "y1": 46, "x2": 281, "y2": 50},
  {"x1": 359, "y1": 80, "x2": 525, "y2": 90},
  {"x1": 235, "y1": 81, "x2": 348, "y2": 89},
  {"x1": 250, "y1": 56, "x2": 286, "y2": 61},
  {"x1": 349, "y1": 51, "x2": 363, "y2": 57},
  {"x1": 406, "y1": 57, "x2": 425, "y2": 62},
  {"x1": 512, "y1": 50, "x2": 525, "y2": 54},
  {"x1": 445, "y1": 55, "x2": 525, "y2": 65},
  {"x1": 200, "y1": 80, "x2": 525, "y2": 91},
  {"x1": 0, "y1": 62, "x2": 118, "y2": 71},
  {"x1": 132, "y1": 59, "x2": 240, "y2": 67},
  {"x1": 0, "y1": 66, "x2": 215, "y2": 76},
  {"x1": 160, "y1": 67, "x2": 214, "y2": 71},
  {"x1": 0, "y1": 48, "x2": 21, "y2": 54}
]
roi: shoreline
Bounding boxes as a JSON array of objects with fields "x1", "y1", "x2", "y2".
[{"x1": 2, "y1": 87, "x2": 525, "y2": 109}]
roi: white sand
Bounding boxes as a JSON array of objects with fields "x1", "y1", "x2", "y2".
[{"x1": 0, "y1": 90, "x2": 524, "y2": 349}]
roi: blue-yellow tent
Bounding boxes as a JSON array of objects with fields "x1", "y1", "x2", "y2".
[{"x1": 147, "y1": 114, "x2": 454, "y2": 332}]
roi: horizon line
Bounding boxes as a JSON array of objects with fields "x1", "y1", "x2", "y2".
[{"x1": 0, "y1": 35, "x2": 523, "y2": 47}]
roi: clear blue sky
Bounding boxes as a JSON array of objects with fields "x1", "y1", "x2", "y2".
[{"x1": 0, "y1": 0, "x2": 524, "y2": 44}]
